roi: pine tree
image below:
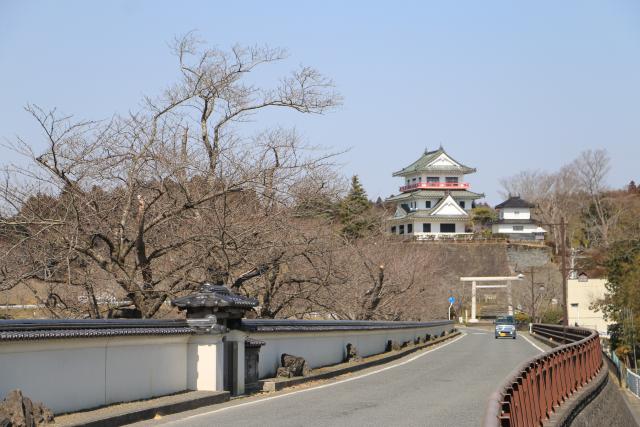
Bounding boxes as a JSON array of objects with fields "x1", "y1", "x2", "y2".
[
  {"x1": 339, "y1": 176, "x2": 372, "y2": 239},
  {"x1": 628, "y1": 180, "x2": 638, "y2": 194}
]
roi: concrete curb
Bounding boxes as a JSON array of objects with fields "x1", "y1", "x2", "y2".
[
  {"x1": 259, "y1": 330, "x2": 461, "y2": 392},
  {"x1": 54, "y1": 391, "x2": 230, "y2": 427}
]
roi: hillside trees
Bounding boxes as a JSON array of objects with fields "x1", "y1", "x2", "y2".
[
  {"x1": 0, "y1": 35, "x2": 341, "y2": 318},
  {"x1": 499, "y1": 149, "x2": 619, "y2": 251},
  {"x1": 595, "y1": 240, "x2": 640, "y2": 362}
]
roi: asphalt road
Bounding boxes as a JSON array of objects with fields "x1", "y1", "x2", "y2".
[{"x1": 135, "y1": 328, "x2": 543, "y2": 427}]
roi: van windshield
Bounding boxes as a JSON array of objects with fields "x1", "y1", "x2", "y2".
[{"x1": 496, "y1": 316, "x2": 515, "y2": 325}]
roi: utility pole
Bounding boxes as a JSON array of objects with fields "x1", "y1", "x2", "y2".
[
  {"x1": 528, "y1": 267, "x2": 546, "y2": 323},
  {"x1": 529, "y1": 268, "x2": 536, "y2": 322},
  {"x1": 560, "y1": 217, "x2": 568, "y2": 326}
]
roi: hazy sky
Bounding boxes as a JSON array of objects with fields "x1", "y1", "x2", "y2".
[{"x1": 1, "y1": 1, "x2": 639, "y2": 203}]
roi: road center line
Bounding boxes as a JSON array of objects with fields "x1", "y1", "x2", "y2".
[
  {"x1": 168, "y1": 332, "x2": 467, "y2": 424},
  {"x1": 520, "y1": 333, "x2": 546, "y2": 352}
]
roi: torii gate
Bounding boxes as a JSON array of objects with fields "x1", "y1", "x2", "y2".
[{"x1": 460, "y1": 275, "x2": 524, "y2": 323}]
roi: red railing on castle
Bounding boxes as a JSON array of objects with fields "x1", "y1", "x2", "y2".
[
  {"x1": 483, "y1": 324, "x2": 602, "y2": 427},
  {"x1": 399, "y1": 182, "x2": 470, "y2": 192}
]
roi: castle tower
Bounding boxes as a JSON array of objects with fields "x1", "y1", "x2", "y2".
[{"x1": 385, "y1": 147, "x2": 484, "y2": 237}]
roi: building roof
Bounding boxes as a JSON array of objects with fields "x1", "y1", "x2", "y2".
[
  {"x1": 0, "y1": 319, "x2": 193, "y2": 341},
  {"x1": 386, "y1": 189, "x2": 484, "y2": 202},
  {"x1": 172, "y1": 283, "x2": 258, "y2": 310},
  {"x1": 494, "y1": 196, "x2": 536, "y2": 209},
  {"x1": 389, "y1": 212, "x2": 469, "y2": 222},
  {"x1": 493, "y1": 219, "x2": 541, "y2": 225},
  {"x1": 390, "y1": 195, "x2": 470, "y2": 221},
  {"x1": 240, "y1": 319, "x2": 452, "y2": 333},
  {"x1": 392, "y1": 147, "x2": 476, "y2": 177}
]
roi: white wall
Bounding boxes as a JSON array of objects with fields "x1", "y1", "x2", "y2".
[
  {"x1": 403, "y1": 173, "x2": 464, "y2": 185},
  {"x1": 0, "y1": 322, "x2": 453, "y2": 413},
  {"x1": 501, "y1": 208, "x2": 531, "y2": 220},
  {"x1": 250, "y1": 324, "x2": 451, "y2": 379},
  {"x1": 492, "y1": 223, "x2": 545, "y2": 234},
  {"x1": 0, "y1": 334, "x2": 218, "y2": 414},
  {"x1": 567, "y1": 278, "x2": 612, "y2": 335}
]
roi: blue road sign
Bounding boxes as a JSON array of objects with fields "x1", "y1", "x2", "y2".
[{"x1": 448, "y1": 296, "x2": 455, "y2": 304}]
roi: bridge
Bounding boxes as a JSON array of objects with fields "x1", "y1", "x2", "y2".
[{"x1": 0, "y1": 285, "x2": 637, "y2": 426}]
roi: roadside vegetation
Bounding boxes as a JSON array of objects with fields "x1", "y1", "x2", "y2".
[{"x1": 500, "y1": 151, "x2": 640, "y2": 366}]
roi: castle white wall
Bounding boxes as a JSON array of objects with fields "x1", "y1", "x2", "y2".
[
  {"x1": 492, "y1": 223, "x2": 545, "y2": 234},
  {"x1": 250, "y1": 324, "x2": 452, "y2": 379},
  {"x1": 404, "y1": 172, "x2": 464, "y2": 185},
  {"x1": 0, "y1": 334, "x2": 223, "y2": 414},
  {"x1": 500, "y1": 208, "x2": 531, "y2": 220}
]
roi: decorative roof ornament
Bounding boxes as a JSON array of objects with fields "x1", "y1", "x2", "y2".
[
  {"x1": 172, "y1": 282, "x2": 258, "y2": 330},
  {"x1": 392, "y1": 146, "x2": 476, "y2": 177}
]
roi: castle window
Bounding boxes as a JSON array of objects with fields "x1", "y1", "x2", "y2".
[
  {"x1": 399, "y1": 225, "x2": 405, "y2": 235},
  {"x1": 459, "y1": 201, "x2": 465, "y2": 208},
  {"x1": 423, "y1": 223, "x2": 431, "y2": 232},
  {"x1": 440, "y1": 224, "x2": 456, "y2": 233},
  {"x1": 391, "y1": 226, "x2": 396, "y2": 234},
  {"x1": 427, "y1": 177, "x2": 439, "y2": 183},
  {"x1": 425, "y1": 201, "x2": 431, "y2": 208},
  {"x1": 407, "y1": 224, "x2": 413, "y2": 233},
  {"x1": 446, "y1": 177, "x2": 458, "y2": 183},
  {"x1": 513, "y1": 225, "x2": 524, "y2": 231}
]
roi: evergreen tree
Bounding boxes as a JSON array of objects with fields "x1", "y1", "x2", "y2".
[
  {"x1": 597, "y1": 239, "x2": 640, "y2": 362},
  {"x1": 629, "y1": 180, "x2": 638, "y2": 194},
  {"x1": 339, "y1": 176, "x2": 373, "y2": 239},
  {"x1": 471, "y1": 206, "x2": 498, "y2": 229}
]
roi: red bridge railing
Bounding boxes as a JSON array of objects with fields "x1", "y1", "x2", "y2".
[{"x1": 483, "y1": 324, "x2": 602, "y2": 427}]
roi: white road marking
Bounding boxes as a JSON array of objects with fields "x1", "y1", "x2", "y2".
[
  {"x1": 471, "y1": 332, "x2": 487, "y2": 335},
  {"x1": 520, "y1": 333, "x2": 546, "y2": 352},
  {"x1": 165, "y1": 332, "x2": 467, "y2": 424}
]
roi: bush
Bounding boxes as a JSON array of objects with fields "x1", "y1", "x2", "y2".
[{"x1": 540, "y1": 307, "x2": 563, "y2": 324}]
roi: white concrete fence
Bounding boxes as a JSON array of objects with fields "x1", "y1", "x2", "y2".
[{"x1": 0, "y1": 318, "x2": 453, "y2": 414}]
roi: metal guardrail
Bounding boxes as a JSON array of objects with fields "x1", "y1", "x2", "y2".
[
  {"x1": 484, "y1": 324, "x2": 602, "y2": 426},
  {"x1": 602, "y1": 344, "x2": 640, "y2": 399},
  {"x1": 628, "y1": 369, "x2": 640, "y2": 398}
]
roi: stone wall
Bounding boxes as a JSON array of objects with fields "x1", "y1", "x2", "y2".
[{"x1": 506, "y1": 243, "x2": 551, "y2": 270}]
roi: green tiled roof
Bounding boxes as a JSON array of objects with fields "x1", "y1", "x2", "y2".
[
  {"x1": 390, "y1": 195, "x2": 470, "y2": 220},
  {"x1": 392, "y1": 148, "x2": 476, "y2": 177},
  {"x1": 385, "y1": 189, "x2": 484, "y2": 202},
  {"x1": 388, "y1": 212, "x2": 469, "y2": 221}
]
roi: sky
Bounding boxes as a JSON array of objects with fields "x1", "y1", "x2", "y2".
[{"x1": 1, "y1": 0, "x2": 639, "y2": 204}]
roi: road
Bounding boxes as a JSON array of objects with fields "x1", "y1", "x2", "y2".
[{"x1": 134, "y1": 328, "x2": 544, "y2": 427}]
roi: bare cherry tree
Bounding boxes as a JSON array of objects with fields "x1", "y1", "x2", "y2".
[
  {"x1": 0, "y1": 35, "x2": 340, "y2": 318},
  {"x1": 571, "y1": 149, "x2": 615, "y2": 246}
]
